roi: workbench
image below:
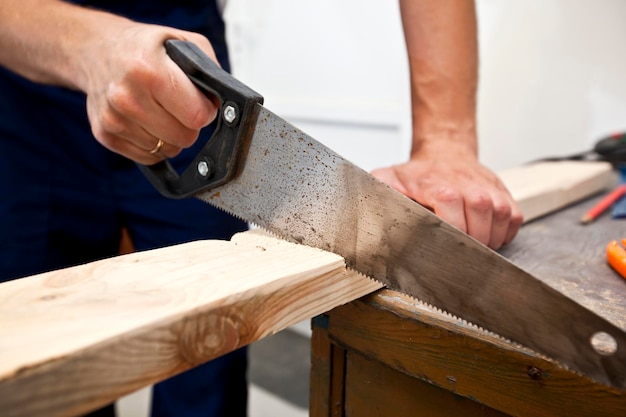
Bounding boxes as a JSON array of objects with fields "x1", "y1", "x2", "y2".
[
  {"x1": 310, "y1": 192, "x2": 626, "y2": 417},
  {"x1": 1, "y1": 162, "x2": 624, "y2": 416}
]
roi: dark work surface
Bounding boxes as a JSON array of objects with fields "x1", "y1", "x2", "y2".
[{"x1": 499, "y1": 191, "x2": 626, "y2": 330}]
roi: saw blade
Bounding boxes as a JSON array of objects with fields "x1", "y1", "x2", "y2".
[{"x1": 197, "y1": 105, "x2": 625, "y2": 390}]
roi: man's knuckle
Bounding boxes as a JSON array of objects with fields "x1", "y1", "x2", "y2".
[
  {"x1": 467, "y1": 192, "x2": 493, "y2": 212},
  {"x1": 434, "y1": 187, "x2": 462, "y2": 204},
  {"x1": 188, "y1": 105, "x2": 215, "y2": 129},
  {"x1": 98, "y1": 109, "x2": 126, "y2": 136},
  {"x1": 492, "y1": 202, "x2": 512, "y2": 221},
  {"x1": 107, "y1": 84, "x2": 139, "y2": 115}
]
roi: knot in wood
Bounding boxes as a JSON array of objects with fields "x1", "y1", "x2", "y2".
[
  {"x1": 527, "y1": 366, "x2": 543, "y2": 380},
  {"x1": 178, "y1": 312, "x2": 242, "y2": 366}
]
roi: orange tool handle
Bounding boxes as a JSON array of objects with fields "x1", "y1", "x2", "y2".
[{"x1": 606, "y1": 239, "x2": 626, "y2": 279}]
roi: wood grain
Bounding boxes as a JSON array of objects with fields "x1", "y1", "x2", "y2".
[
  {"x1": 311, "y1": 168, "x2": 626, "y2": 417},
  {"x1": 499, "y1": 188, "x2": 626, "y2": 332},
  {"x1": 327, "y1": 292, "x2": 626, "y2": 417},
  {"x1": 0, "y1": 230, "x2": 381, "y2": 417},
  {"x1": 344, "y1": 349, "x2": 509, "y2": 417},
  {"x1": 310, "y1": 316, "x2": 334, "y2": 417},
  {"x1": 0, "y1": 161, "x2": 620, "y2": 417}
]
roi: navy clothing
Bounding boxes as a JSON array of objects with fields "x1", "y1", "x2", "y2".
[{"x1": 0, "y1": 1, "x2": 248, "y2": 416}]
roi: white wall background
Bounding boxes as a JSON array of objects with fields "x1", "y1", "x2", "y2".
[{"x1": 224, "y1": 0, "x2": 626, "y2": 173}]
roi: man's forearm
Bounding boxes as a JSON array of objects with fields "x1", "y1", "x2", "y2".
[
  {"x1": 0, "y1": 0, "x2": 130, "y2": 90},
  {"x1": 399, "y1": 0, "x2": 479, "y2": 157},
  {"x1": 0, "y1": 0, "x2": 221, "y2": 166}
]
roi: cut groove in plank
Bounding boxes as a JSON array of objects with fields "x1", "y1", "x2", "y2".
[{"x1": 0, "y1": 230, "x2": 381, "y2": 417}]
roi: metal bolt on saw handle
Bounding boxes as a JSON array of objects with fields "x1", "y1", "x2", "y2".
[{"x1": 138, "y1": 40, "x2": 264, "y2": 199}]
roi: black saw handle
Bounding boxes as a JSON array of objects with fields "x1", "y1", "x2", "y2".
[{"x1": 138, "y1": 40, "x2": 263, "y2": 199}]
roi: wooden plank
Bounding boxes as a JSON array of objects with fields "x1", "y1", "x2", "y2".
[
  {"x1": 0, "y1": 230, "x2": 382, "y2": 417},
  {"x1": 0, "y1": 160, "x2": 618, "y2": 417},
  {"x1": 327, "y1": 292, "x2": 626, "y2": 417},
  {"x1": 497, "y1": 161, "x2": 616, "y2": 222}
]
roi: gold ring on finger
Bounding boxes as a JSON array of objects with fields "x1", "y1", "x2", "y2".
[{"x1": 149, "y1": 139, "x2": 164, "y2": 155}]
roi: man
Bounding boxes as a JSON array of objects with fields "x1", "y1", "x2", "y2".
[
  {"x1": 0, "y1": 1, "x2": 522, "y2": 416},
  {"x1": 371, "y1": 1, "x2": 523, "y2": 249}
]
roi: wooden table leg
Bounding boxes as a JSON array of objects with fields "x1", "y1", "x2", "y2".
[{"x1": 310, "y1": 315, "x2": 347, "y2": 417}]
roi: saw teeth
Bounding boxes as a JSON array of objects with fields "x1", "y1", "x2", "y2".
[
  {"x1": 198, "y1": 197, "x2": 588, "y2": 385},
  {"x1": 375, "y1": 285, "x2": 567, "y2": 366}
]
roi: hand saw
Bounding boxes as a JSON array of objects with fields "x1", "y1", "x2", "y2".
[{"x1": 140, "y1": 40, "x2": 626, "y2": 390}]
